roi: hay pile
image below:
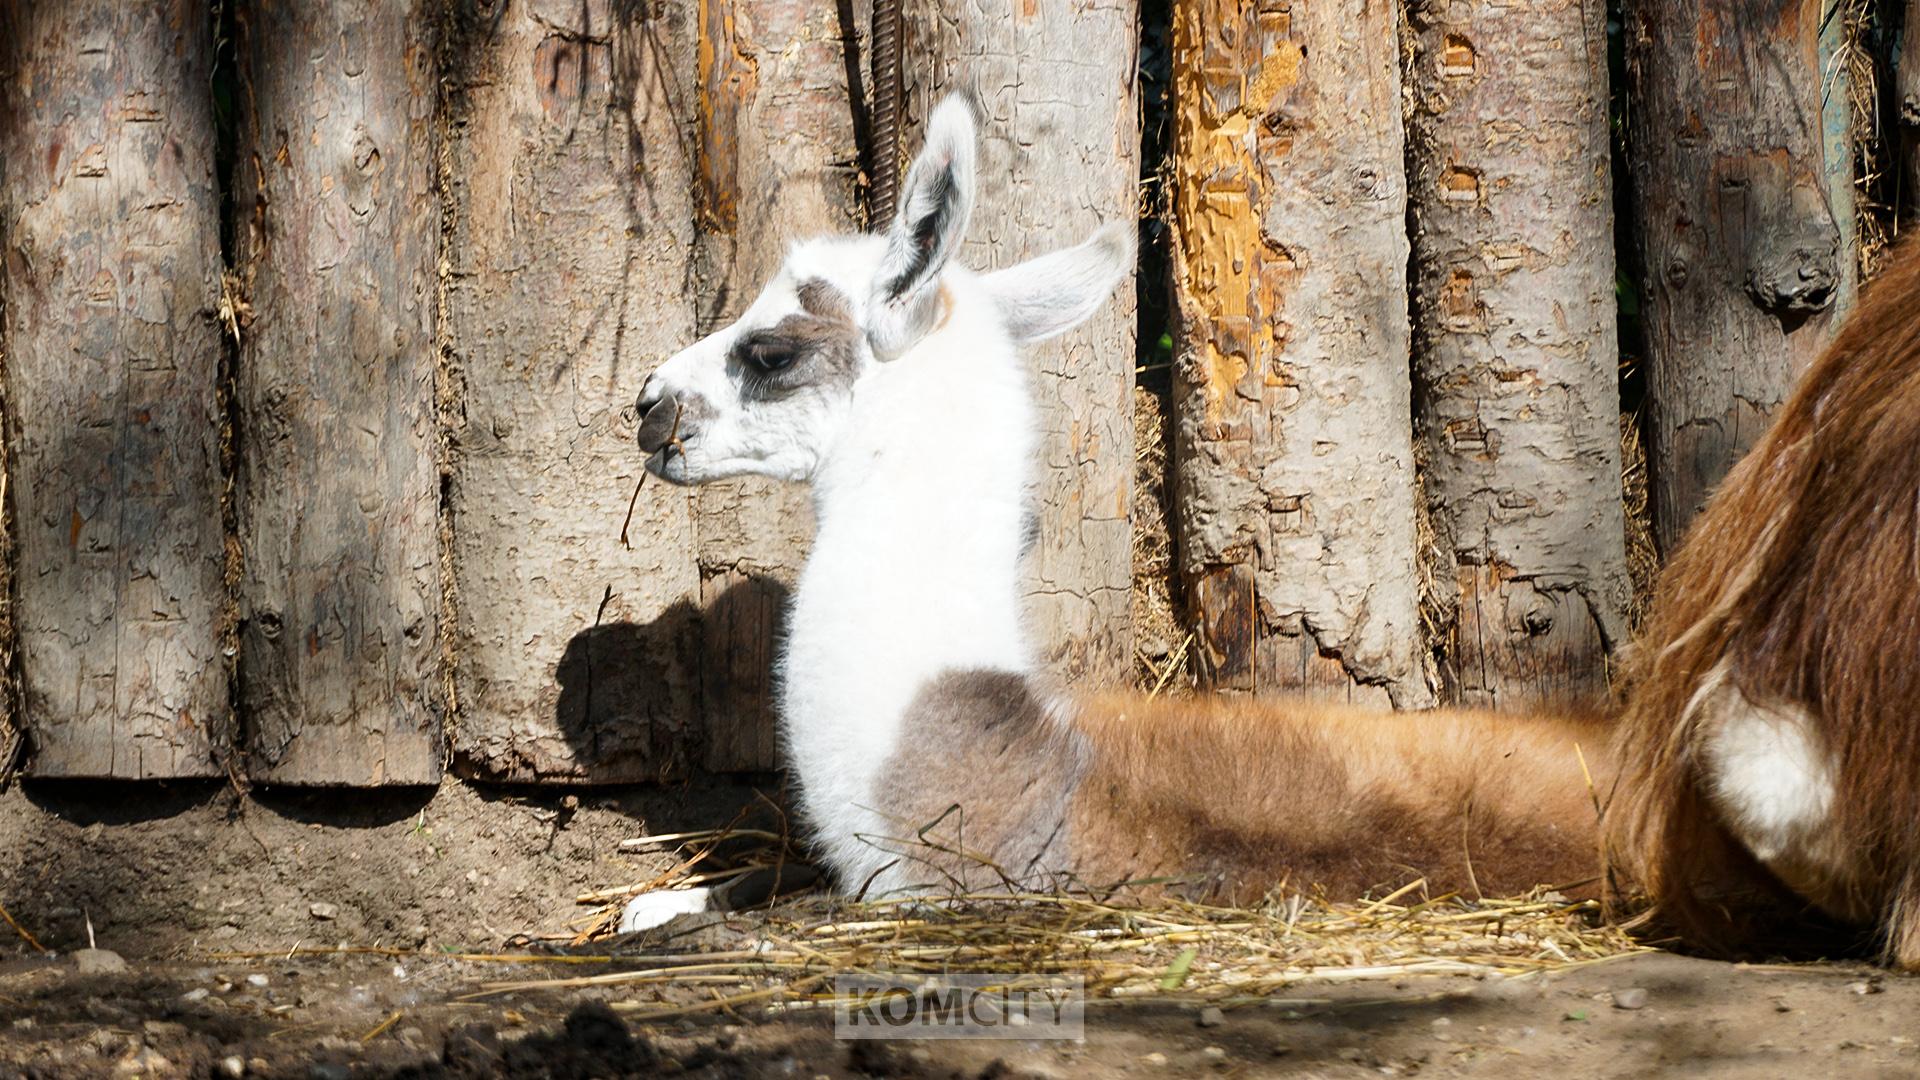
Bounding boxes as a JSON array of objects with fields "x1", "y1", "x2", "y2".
[
  {"x1": 501, "y1": 826, "x2": 1645, "y2": 1022},
  {"x1": 497, "y1": 884, "x2": 1643, "y2": 1021}
]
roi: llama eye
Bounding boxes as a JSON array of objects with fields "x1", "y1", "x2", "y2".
[{"x1": 746, "y1": 342, "x2": 797, "y2": 373}]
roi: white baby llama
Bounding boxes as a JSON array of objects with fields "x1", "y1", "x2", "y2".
[{"x1": 622, "y1": 94, "x2": 1610, "y2": 931}]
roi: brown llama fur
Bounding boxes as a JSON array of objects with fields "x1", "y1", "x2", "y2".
[
  {"x1": 874, "y1": 672, "x2": 1610, "y2": 904},
  {"x1": 1606, "y1": 243, "x2": 1920, "y2": 965}
]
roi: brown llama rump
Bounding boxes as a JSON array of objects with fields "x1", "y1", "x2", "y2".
[{"x1": 1607, "y1": 243, "x2": 1920, "y2": 965}]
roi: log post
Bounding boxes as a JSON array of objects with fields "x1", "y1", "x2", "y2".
[
  {"x1": 691, "y1": 0, "x2": 861, "y2": 773},
  {"x1": 1404, "y1": 0, "x2": 1631, "y2": 707},
  {"x1": 445, "y1": 0, "x2": 703, "y2": 782},
  {"x1": 234, "y1": 0, "x2": 444, "y2": 784},
  {"x1": 1170, "y1": 0, "x2": 1433, "y2": 706},
  {"x1": 903, "y1": 0, "x2": 1141, "y2": 685},
  {"x1": 1626, "y1": 0, "x2": 1857, "y2": 553},
  {"x1": 0, "y1": 0, "x2": 230, "y2": 778}
]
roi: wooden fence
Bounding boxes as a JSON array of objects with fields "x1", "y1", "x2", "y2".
[{"x1": 0, "y1": 0, "x2": 1871, "y2": 786}]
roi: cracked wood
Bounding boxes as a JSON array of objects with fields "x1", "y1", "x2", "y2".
[
  {"x1": 904, "y1": 0, "x2": 1140, "y2": 685},
  {"x1": 1170, "y1": 0, "x2": 1432, "y2": 706},
  {"x1": 1405, "y1": 0, "x2": 1630, "y2": 708},
  {"x1": 1627, "y1": 0, "x2": 1856, "y2": 552},
  {"x1": 234, "y1": 0, "x2": 444, "y2": 785},
  {"x1": 0, "y1": 0, "x2": 230, "y2": 778}
]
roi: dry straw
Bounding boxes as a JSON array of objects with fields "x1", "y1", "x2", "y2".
[{"x1": 504, "y1": 828, "x2": 1649, "y2": 1022}]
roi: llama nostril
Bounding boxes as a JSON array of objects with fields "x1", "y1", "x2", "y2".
[{"x1": 636, "y1": 394, "x2": 684, "y2": 454}]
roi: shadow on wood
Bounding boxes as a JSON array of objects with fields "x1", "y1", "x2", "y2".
[{"x1": 544, "y1": 574, "x2": 792, "y2": 782}]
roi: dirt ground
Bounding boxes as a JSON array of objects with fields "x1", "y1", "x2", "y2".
[{"x1": 4, "y1": 780, "x2": 1919, "y2": 1078}]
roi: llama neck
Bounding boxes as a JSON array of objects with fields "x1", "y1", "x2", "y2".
[{"x1": 779, "y1": 312, "x2": 1038, "y2": 882}]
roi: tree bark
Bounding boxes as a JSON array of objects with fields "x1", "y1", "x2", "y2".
[
  {"x1": 1899, "y1": 0, "x2": 1920, "y2": 219},
  {"x1": 1170, "y1": 0, "x2": 1433, "y2": 707},
  {"x1": 445, "y1": 0, "x2": 703, "y2": 782},
  {"x1": 234, "y1": 0, "x2": 444, "y2": 785},
  {"x1": 1627, "y1": 0, "x2": 1856, "y2": 554},
  {"x1": 903, "y1": 0, "x2": 1139, "y2": 686},
  {"x1": 691, "y1": 0, "x2": 861, "y2": 773},
  {"x1": 0, "y1": 0, "x2": 230, "y2": 778},
  {"x1": 1404, "y1": 0, "x2": 1630, "y2": 708}
]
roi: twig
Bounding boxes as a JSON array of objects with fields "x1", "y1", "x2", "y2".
[
  {"x1": 0, "y1": 900, "x2": 48, "y2": 954},
  {"x1": 361, "y1": 1009, "x2": 404, "y2": 1044}
]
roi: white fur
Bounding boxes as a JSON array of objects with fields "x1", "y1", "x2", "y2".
[
  {"x1": 1694, "y1": 664, "x2": 1855, "y2": 917},
  {"x1": 618, "y1": 886, "x2": 716, "y2": 933},
  {"x1": 781, "y1": 264, "x2": 1040, "y2": 894},
  {"x1": 633, "y1": 92, "x2": 1133, "y2": 900}
]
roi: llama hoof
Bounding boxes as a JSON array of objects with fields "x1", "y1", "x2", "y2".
[{"x1": 618, "y1": 887, "x2": 715, "y2": 933}]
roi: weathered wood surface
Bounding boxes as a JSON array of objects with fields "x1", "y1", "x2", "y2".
[
  {"x1": 1169, "y1": 0, "x2": 1431, "y2": 706},
  {"x1": 1899, "y1": 0, "x2": 1920, "y2": 222},
  {"x1": 1626, "y1": 0, "x2": 1856, "y2": 553},
  {"x1": 1404, "y1": 0, "x2": 1629, "y2": 708},
  {"x1": 904, "y1": 0, "x2": 1139, "y2": 686},
  {"x1": 445, "y1": 0, "x2": 702, "y2": 782},
  {"x1": 234, "y1": 0, "x2": 443, "y2": 785},
  {"x1": 692, "y1": 0, "x2": 860, "y2": 773},
  {"x1": 0, "y1": 0, "x2": 230, "y2": 778}
]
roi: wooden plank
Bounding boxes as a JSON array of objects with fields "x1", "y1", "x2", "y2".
[
  {"x1": 904, "y1": 0, "x2": 1140, "y2": 685},
  {"x1": 1626, "y1": 0, "x2": 1856, "y2": 552},
  {"x1": 1404, "y1": 0, "x2": 1630, "y2": 708},
  {"x1": 691, "y1": 0, "x2": 860, "y2": 772},
  {"x1": 0, "y1": 0, "x2": 230, "y2": 778},
  {"x1": 233, "y1": 0, "x2": 444, "y2": 785},
  {"x1": 445, "y1": 0, "x2": 702, "y2": 782},
  {"x1": 1169, "y1": 0, "x2": 1433, "y2": 706}
]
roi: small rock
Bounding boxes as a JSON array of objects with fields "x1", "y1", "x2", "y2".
[
  {"x1": 245, "y1": 973, "x2": 270, "y2": 989},
  {"x1": 1202, "y1": 1045, "x2": 1228, "y2": 1061},
  {"x1": 309, "y1": 1064, "x2": 351, "y2": 1080},
  {"x1": 11, "y1": 1018, "x2": 32, "y2": 1031},
  {"x1": 1141, "y1": 1052, "x2": 1169, "y2": 1067},
  {"x1": 1612, "y1": 987, "x2": 1649, "y2": 1010},
  {"x1": 308, "y1": 902, "x2": 338, "y2": 921},
  {"x1": 113, "y1": 1048, "x2": 173, "y2": 1077},
  {"x1": 1271, "y1": 1043, "x2": 1294, "y2": 1057},
  {"x1": 1851, "y1": 978, "x2": 1885, "y2": 996},
  {"x1": 1197, "y1": 1005, "x2": 1225, "y2": 1028},
  {"x1": 72, "y1": 948, "x2": 127, "y2": 975},
  {"x1": 218, "y1": 1056, "x2": 246, "y2": 1078},
  {"x1": 180, "y1": 988, "x2": 210, "y2": 1004},
  {"x1": 142, "y1": 1019, "x2": 187, "y2": 1038}
]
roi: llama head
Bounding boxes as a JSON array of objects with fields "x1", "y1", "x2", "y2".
[{"x1": 634, "y1": 93, "x2": 1134, "y2": 485}]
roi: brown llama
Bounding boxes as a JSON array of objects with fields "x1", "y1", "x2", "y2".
[{"x1": 1608, "y1": 243, "x2": 1920, "y2": 965}]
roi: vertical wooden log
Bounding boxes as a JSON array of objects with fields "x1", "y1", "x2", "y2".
[
  {"x1": 1627, "y1": 0, "x2": 1856, "y2": 553},
  {"x1": 692, "y1": 0, "x2": 860, "y2": 772},
  {"x1": 1170, "y1": 0, "x2": 1432, "y2": 706},
  {"x1": 0, "y1": 1, "x2": 230, "y2": 778},
  {"x1": 234, "y1": 0, "x2": 443, "y2": 785},
  {"x1": 903, "y1": 0, "x2": 1140, "y2": 685},
  {"x1": 446, "y1": 0, "x2": 702, "y2": 782},
  {"x1": 1404, "y1": 0, "x2": 1630, "y2": 708},
  {"x1": 1898, "y1": 0, "x2": 1920, "y2": 219}
]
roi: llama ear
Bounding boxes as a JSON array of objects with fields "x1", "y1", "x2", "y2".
[
  {"x1": 868, "y1": 93, "x2": 978, "y2": 359},
  {"x1": 982, "y1": 223, "x2": 1135, "y2": 344}
]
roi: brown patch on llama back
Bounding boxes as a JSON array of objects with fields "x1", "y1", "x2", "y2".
[
  {"x1": 1607, "y1": 241, "x2": 1920, "y2": 965},
  {"x1": 1065, "y1": 694, "x2": 1611, "y2": 904},
  {"x1": 869, "y1": 670, "x2": 1089, "y2": 893}
]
